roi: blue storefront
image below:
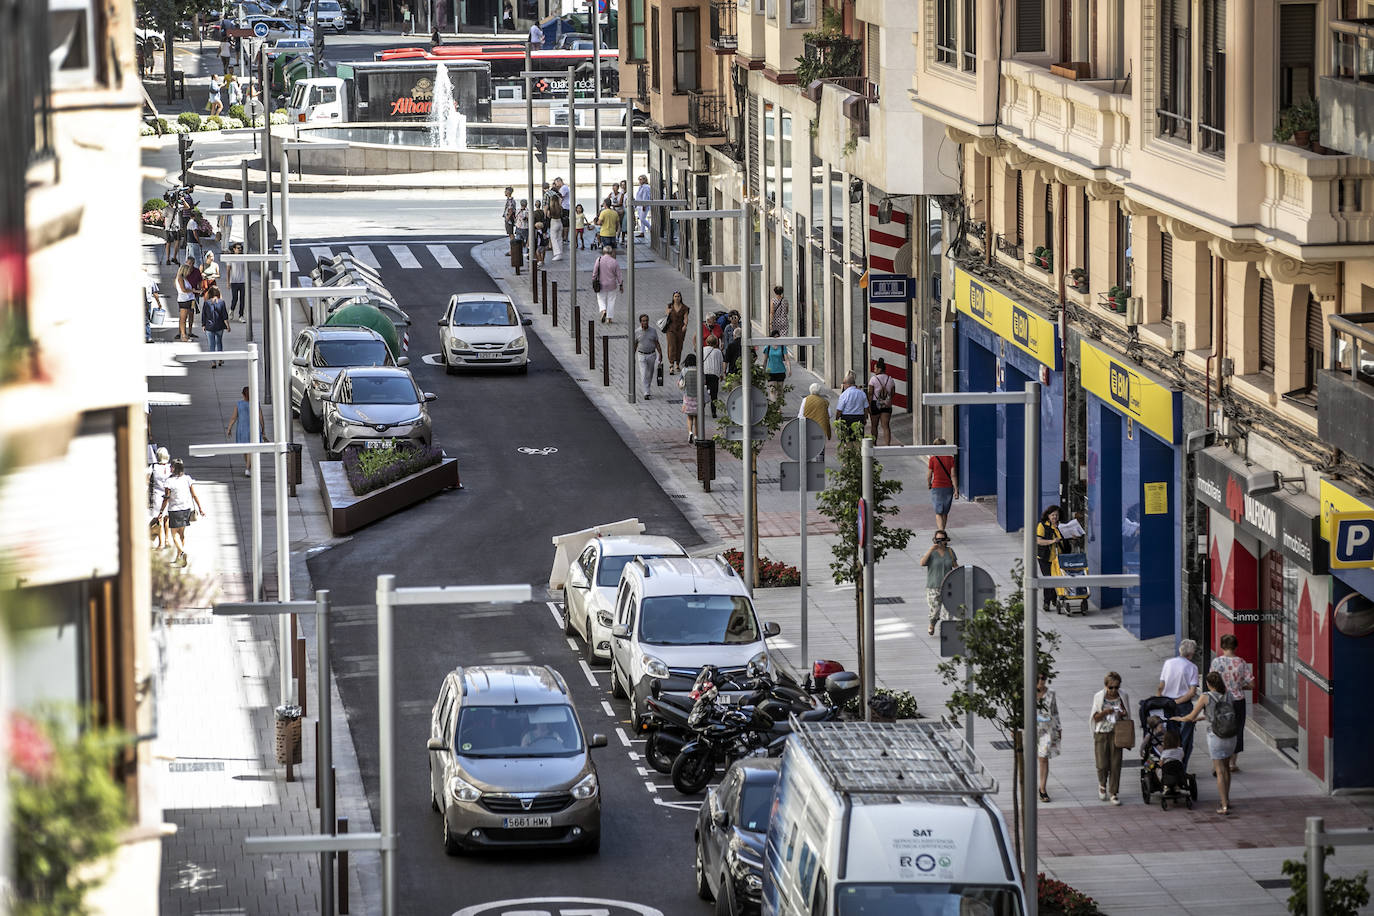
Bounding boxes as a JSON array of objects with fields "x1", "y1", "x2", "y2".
[
  {"x1": 1078, "y1": 338, "x2": 1183, "y2": 640},
  {"x1": 951, "y1": 268, "x2": 1062, "y2": 532}
]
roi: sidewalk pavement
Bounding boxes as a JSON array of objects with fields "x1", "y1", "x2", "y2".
[
  {"x1": 473, "y1": 237, "x2": 1374, "y2": 916},
  {"x1": 143, "y1": 238, "x2": 382, "y2": 915}
]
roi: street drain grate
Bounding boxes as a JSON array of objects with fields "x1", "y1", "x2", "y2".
[
  {"x1": 1090, "y1": 624, "x2": 1118, "y2": 629},
  {"x1": 669, "y1": 494, "x2": 688, "y2": 499},
  {"x1": 1255, "y1": 879, "x2": 1290, "y2": 890},
  {"x1": 990, "y1": 740, "x2": 1014, "y2": 751},
  {"x1": 757, "y1": 477, "x2": 780, "y2": 484},
  {"x1": 873, "y1": 597, "x2": 906, "y2": 605}
]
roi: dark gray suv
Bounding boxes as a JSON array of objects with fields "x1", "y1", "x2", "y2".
[{"x1": 427, "y1": 665, "x2": 606, "y2": 854}]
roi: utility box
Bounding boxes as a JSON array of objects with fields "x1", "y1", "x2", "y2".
[
  {"x1": 696, "y1": 439, "x2": 716, "y2": 487},
  {"x1": 274, "y1": 704, "x2": 303, "y2": 766}
]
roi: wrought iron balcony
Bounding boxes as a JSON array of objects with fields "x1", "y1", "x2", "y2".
[
  {"x1": 636, "y1": 63, "x2": 649, "y2": 102},
  {"x1": 688, "y1": 90, "x2": 727, "y2": 139},
  {"x1": 709, "y1": 1, "x2": 737, "y2": 52}
]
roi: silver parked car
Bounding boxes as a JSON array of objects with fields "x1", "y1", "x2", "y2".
[
  {"x1": 319, "y1": 366, "x2": 434, "y2": 458},
  {"x1": 290, "y1": 326, "x2": 404, "y2": 433},
  {"x1": 427, "y1": 665, "x2": 606, "y2": 854},
  {"x1": 438, "y1": 293, "x2": 533, "y2": 374}
]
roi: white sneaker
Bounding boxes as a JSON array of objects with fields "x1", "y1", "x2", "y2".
[
  {"x1": 1111, "y1": 795, "x2": 1121, "y2": 805},
  {"x1": 244, "y1": 467, "x2": 250, "y2": 477},
  {"x1": 1098, "y1": 787, "x2": 1107, "y2": 801}
]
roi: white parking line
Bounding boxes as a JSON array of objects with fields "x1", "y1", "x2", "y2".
[
  {"x1": 566, "y1": 637, "x2": 578, "y2": 652},
  {"x1": 600, "y1": 700, "x2": 615, "y2": 717},
  {"x1": 644, "y1": 781, "x2": 658, "y2": 794},
  {"x1": 577, "y1": 659, "x2": 599, "y2": 686},
  {"x1": 348, "y1": 244, "x2": 380, "y2": 268},
  {"x1": 545, "y1": 601, "x2": 562, "y2": 626},
  {"x1": 654, "y1": 798, "x2": 703, "y2": 812},
  {"x1": 388, "y1": 244, "x2": 422, "y2": 269},
  {"x1": 427, "y1": 244, "x2": 462, "y2": 269},
  {"x1": 615, "y1": 727, "x2": 631, "y2": 747}
]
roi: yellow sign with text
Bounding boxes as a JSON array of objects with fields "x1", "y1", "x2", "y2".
[
  {"x1": 953, "y1": 269, "x2": 1060, "y2": 370},
  {"x1": 1319, "y1": 478, "x2": 1374, "y2": 543},
  {"x1": 1079, "y1": 340, "x2": 1180, "y2": 442}
]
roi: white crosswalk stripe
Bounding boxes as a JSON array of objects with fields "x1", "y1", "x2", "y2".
[
  {"x1": 309, "y1": 245, "x2": 335, "y2": 267},
  {"x1": 426, "y1": 244, "x2": 462, "y2": 269},
  {"x1": 388, "y1": 244, "x2": 422, "y2": 269},
  {"x1": 347, "y1": 244, "x2": 380, "y2": 268}
]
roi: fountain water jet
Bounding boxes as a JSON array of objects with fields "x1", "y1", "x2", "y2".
[{"x1": 428, "y1": 62, "x2": 468, "y2": 150}]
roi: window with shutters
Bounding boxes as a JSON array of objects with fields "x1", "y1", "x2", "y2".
[
  {"x1": 961, "y1": 0, "x2": 977, "y2": 71},
  {"x1": 1014, "y1": 172, "x2": 1024, "y2": 245},
  {"x1": 1081, "y1": 189, "x2": 1090, "y2": 279},
  {"x1": 1305, "y1": 293, "x2": 1324, "y2": 391},
  {"x1": 628, "y1": 0, "x2": 646, "y2": 61},
  {"x1": 1017, "y1": 0, "x2": 1045, "y2": 53},
  {"x1": 1157, "y1": 0, "x2": 1192, "y2": 142},
  {"x1": 1259, "y1": 277, "x2": 1275, "y2": 374},
  {"x1": 651, "y1": 5, "x2": 661, "y2": 91},
  {"x1": 1199, "y1": 0, "x2": 1225, "y2": 156},
  {"x1": 1160, "y1": 232, "x2": 1174, "y2": 323},
  {"x1": 1278, "y1": 3, "x2": 1316, "y2": 109},
  {"x1": 867, "y1": 23, "x2": 880, "y2": 87},
  {"x1": 1043, "y1": 183, "x2": 1054, "y2": 261}
]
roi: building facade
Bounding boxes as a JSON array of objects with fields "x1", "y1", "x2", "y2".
[
  {"x1": 909, "y1": 0, "x2": 1374, "y2": 790},
  {"x1": 1, "y1": 0, "x2": 163, "y2": 901}
]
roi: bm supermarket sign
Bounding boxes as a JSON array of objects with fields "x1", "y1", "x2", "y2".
[
  {"x1": 1079, "y1": 339, "x2": 1182, "y2": 443},
  {"x1": 953, "y1": 268, "x2": 1060, "y2": 370}
]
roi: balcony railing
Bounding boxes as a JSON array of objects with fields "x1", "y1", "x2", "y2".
[
  {"x1": 1323, "y1": 19, "x2": 1374, "y2": 160},
  {"x1": 636, "y1": 63, "x2": 648, "y2": 103},
  {"x1": 688, "y1": 90, "x2": 728, "y2": 138},
  {"x1": 1258, "y1": 140, "x2": 1374, "y2": 245},
  {"x1": 1331, "y1": 18, "x2": 1374, "y2": 82},
  {"x1": 709, "y1": 1, "x2": 737, "y2": 52},
  {"x1": 998, "y1": 60, "x2": 1131, "y2": 172},
  {"x1": 823, "y1": 75, "x2": 877, "y2": 100}
]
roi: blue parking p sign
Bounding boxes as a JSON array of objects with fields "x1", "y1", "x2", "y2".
[{"x1": 1332, "y1": 511, "x2": 1374, "y2": 569}]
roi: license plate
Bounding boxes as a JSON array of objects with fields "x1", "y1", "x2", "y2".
[
  {"x1": 474, "y1": 352, "x2": 504, "y2": 360},
  {"x1": 363, "y1": 440, "x2": 389, "y2": 449},
  {"x1": 501, "y1": 816, "x2": 552, "y2": 828}
]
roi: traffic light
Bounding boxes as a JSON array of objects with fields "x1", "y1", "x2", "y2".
[{"x1": 178, "y1": 134, "x2": 196, "y2": 184}]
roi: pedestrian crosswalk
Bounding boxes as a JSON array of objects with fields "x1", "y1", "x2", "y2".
[{"x1": 286, "y1": 241, "x2": 468, "y2": 275}]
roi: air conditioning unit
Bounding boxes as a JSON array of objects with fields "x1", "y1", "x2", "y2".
[
  {"x1": 803, "y1": 79, "x2": 824, "y2": 103},
  {"x1": 1125, "y1": 296, "x2": 1143, "y2": 326}
]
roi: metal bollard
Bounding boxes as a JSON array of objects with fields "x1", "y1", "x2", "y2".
[
  {"x1": 602, "y1": 335, "x2": 610, "y2": 386},
  {"x1": 551, "y1": 281, "x2": 558, "y2": 322},
  {"x1": 314, "y1": 721, "x2": 320, "y2": 808},
  {"x1": 337, "y1": 816, "x2": 349, "y2": 914},
  {"x1": 574, "y1": 305, "x2": 581, "y2": 353},
  {"x1": 541, "y1": 268, "x2": 548, "y2": 312},
  {"x1": 296, "y1": 637, "x2": 307, "y2": 718},
  {"x1": 552, "y1": 286, "x2": 558, "y2": 327},
  {"x1": 532, "y1": 262, "x2": 539, "y2": 302},
  {"x1": 588, "y1": 321, "x2": 596, "y2": 370}
]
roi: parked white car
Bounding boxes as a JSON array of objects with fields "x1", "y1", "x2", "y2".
[
  {"x1": 438, "y1": 293, "x2": 533, "y2": 374},
  {"x1": 562, "y1": 535, "x2": 688, "y2": 663}
]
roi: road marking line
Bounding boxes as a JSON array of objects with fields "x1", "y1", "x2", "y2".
[
  {"x1": 545, "y1": 600, "x2": 562, "y2": 626},
  {"x1": 427, "y1": 244, "x2": 463, "y2": 269},
  {"x1": 388, "y1": 244, "x2": 422, "y2": 268},
  {"x1": 653, "y1": 798, "x2": 703, "y2": 812},
  {"x1": 577, "y1": 659, "x2": 599, "y2": 686},
  {"x1": 309, "y1": 245, "x2": 334, "y2": 267},
  {"x1": 566, "y1": 637, "x2": 579, "y2": 652},
  {"x1": 601, "y1": 700, "x2": 615, "y2": 717},
  {"x1": 615, "y1": 727, "x2": 631, "y2": 747},
  {"x1": 644, "y1": 781, "x2": 658, "y2": 794},
  {"x1": 283, "y1": 247, "x2": 298, "y2": 273},
  {"x1": 348, "y1": 244, "x2": 380, "y2": 268}
]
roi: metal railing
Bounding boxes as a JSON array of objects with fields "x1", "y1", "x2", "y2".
[
  {"x1": 1328, "y1": 311, "x2": 1374, "y2": 381},
  {"x1": 636, "y1": 63, "x2": 649, "y2": 102},
  {"x1": 688, "y1": 90, "x2": 727, "y2": 138},
  {"x1": 825, "y1": 75, "x2": 877, "y2": 99},
  {"x1": 709, "y1": 1, "x2": 737, "y2": 51},
  {"x1": 1331, "y1": 18, "x2": 1374, "y2": 82},
  {"x1": 995, "y1": 233, "x2": 1023, "y2": 260}
]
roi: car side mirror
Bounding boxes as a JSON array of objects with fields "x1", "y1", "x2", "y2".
[
  {"x1": 292, "y1": 355, "x2": 309, "y2": 367},
  {"x1": 396, "y1": 356, "x2": 410, "y2": 367},
  {"x1": 522, "y1": 318, "x2": 533, "y2": 326},
  {"x1": 437, "y1": 319, "x2": 446, "y2": 326},
  {"x1": 423, "y1": 392, "x2": 437, "y2": 402},
  {"x1": 611, "y1": 624, "x2": 629, "y2": 639},
  {"x1": 426, "y1": 737, "x2": 448, "y2": 752},
  {"x1": 588, "y1": 733, "x2": 608, "y2": 748},
  {"x1": 763, "y1": 621, "x2": 781, "y2": 638},
  {"x1": 711, "y1": 809, "x2": 729, "y2": 829}
]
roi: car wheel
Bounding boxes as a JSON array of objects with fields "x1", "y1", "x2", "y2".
[
  {"x1": 300, "y1": 397, "x2": 321, "y2": 433},
  {"x1": 443, "y1": 350, "x2": 458, "y2": 376},
  {"x1": 517, "y1": 363, "x2": 529, "y2": 375},
  {"x1": 629, "y1": 689, "x2": 646, "y2": 730},
  {"x1": 560, "y1": 590, "x2": 575, "y2": 636},
  {"x1": 671, "y1": 747, "x2": 715, "y2": 795},
  {"x1": 645, "y1": 732, "x2": 675, "y2": 774},
  {"x1": 714, "y1": 874, "x2": 735, "y2": 916},
  {"x1": 610, "y1": 663, "x2": 627, "y2": 699},
  {"x1": 582, "y1": 623, "x2": 600, "y2": 664},
  {"x1": 694, "y1": 842, "x2": 713, "y2": 900},
  {"x1": 442, "y1": 813, "x2": 463, "y2": 856}
]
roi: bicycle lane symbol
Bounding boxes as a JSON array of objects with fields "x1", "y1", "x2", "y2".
[
  {"x1": 518, "y1": 447, "x2": 559, "y2": 456},
  {"x1": 453, "y1": 898, "x2": 665, "y2": 916}
]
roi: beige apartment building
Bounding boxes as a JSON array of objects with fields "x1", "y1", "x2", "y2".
[
  {"x1": 908, "y1": 0, "x2": 1374, "y2": 791},
  {"x1": 1, "y1": 0, "x2": 163, "y2": 901}
]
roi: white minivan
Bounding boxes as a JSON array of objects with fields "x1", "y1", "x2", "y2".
[{"x1": 609, "y1": 556, "x2": 780, "y2": 729}]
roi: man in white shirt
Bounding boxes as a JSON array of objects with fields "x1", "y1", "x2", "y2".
[
  {"x1": 1157, "y1": 638, "x2": 1200, "y2": 767},
  {"x1": 528, "y1": 21, "x2": 544, "y2": 47}
]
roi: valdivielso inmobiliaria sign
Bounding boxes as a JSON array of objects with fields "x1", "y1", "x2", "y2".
[{"x1": 1194, "y1": 448, "x2": 1324, "y2": 573}]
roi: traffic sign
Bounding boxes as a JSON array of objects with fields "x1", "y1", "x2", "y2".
[
  {"x1": 725, "y1": 386, "x2": 768, "y2": 426},
  {"x1": 868, "y1": 274, "x2": 911, "y2": 303},
  {"x1": 780, "y1": 417, "x2": 826, "y2": 462},
  {"x1": 780, "y1": 460, "x2": 825, "y2": 493},
  {"x1": 253, "y1": 20, "x2": 269, "y2": 37},
  {"x1": 722, "y1": 425, "x2": 770, "y2": 442},
  {"x1": 857, "y1": 498, "x2": 868, "y2": 551},
  {"x1": 941, "y1": 564, "x2": 996, "y2": 620},
  {"x1": 1331, "y1": 511, "x2": 1374, "y2": 569}
]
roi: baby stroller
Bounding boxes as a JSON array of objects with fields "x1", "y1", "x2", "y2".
[
  {"x1": 1053, "y1": 552, "x2": 1090, "y2": 615},
  {"x1": 1138, "y1": 696, "x2": 1199, "y2": 810}
]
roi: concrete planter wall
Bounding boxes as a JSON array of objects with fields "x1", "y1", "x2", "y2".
[{"x1": 320, "y1": 456, "x2": 460, "y2": 535}]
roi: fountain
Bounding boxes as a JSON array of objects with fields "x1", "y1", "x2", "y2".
[{"x1": 428, "y1": 62, "x2": 468, "y2": 150}]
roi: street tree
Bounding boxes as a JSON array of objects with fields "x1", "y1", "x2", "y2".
[
  {"x1": 936, "y1": 563, "x2": 1059, "y2": 868},
  {"x1": 713, "y1": 363, "x2": 791, "y2": 583},
  {"x1": 137, "y1": 0, "x2": 222, "y2": 103},
  {"x1": 813, "y1": 431, "x2": 912, "y2": 685}
]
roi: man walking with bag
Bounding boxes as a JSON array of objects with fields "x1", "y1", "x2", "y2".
[{"x1": 634, "y1": 313, "x2": 662, "y2": 400}]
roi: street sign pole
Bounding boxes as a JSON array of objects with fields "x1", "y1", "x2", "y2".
[{"x1": 780, "y1": 417, "x2": 824, "y2": 669}]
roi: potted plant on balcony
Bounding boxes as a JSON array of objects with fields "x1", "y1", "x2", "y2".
[
  {"x1": 795, "y1": 6, "x2": 863, "y2": 88},
  {"x1": 1107, "y1": 285, "x2": 1127, "y2": 312},
  {"x1": 1068, "y1": 268, "x2": 1088, "y2": 293},
  {"x1": 1275, "y1": 100, "x2": 1320, "y2": 148}
]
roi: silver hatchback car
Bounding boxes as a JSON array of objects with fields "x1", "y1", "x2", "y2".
[
  {"x1": 427, "y1": 665, "x2": 606, "y2": 854},
  {"x1": 319, "y1": 366, "x2": 434, "y2": 458}
]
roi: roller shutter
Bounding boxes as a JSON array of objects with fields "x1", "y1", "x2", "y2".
[{"x1": 1259, "y1": 277, "x2": 1275, "y2": 372}]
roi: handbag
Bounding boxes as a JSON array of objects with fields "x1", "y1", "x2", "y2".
[
  {"x1": 591, "y1": 270, "x2": 601, "y2": 293},
  {"x1": 1112, "y1": 717, "x2": 1135, "y2": 750},
  {"x1": 656, "y1": 315, "x2": 670, "y2": 332}
]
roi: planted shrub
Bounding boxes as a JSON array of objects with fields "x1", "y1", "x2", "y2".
[
  {"x1": 721, "y1": 548, "x2": 800, "y2": 587},
  {"x1": 143, "y1": 197, "x2": 167, "y2": 212},
  {"x1": 1037, "y1": 875, "x2": 1101, "y2": 916},
  {"x1": 229, "y1": 102, "x2": 247, "y2": 123},
  {"x1": 844, "y1": 688, "x2": 919, "y2": 720},
  {"x1": 178, "y1": 111, "x2": 201, "y2": 131},
  {"x1": 341, "y1": 444, "x2": 443, "y2": 496}
]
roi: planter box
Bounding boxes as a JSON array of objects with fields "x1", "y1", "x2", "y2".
[{"x1": 320, "y1": 456, "x2": 460, "y2": 535}]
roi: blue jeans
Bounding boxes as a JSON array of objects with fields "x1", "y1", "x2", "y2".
[
  {"x1": 205, "y1": 330, "x2": 224, "y2": 352},
  {"x1": 187, "y1": 241, "x2": 202, "y2": 263}
]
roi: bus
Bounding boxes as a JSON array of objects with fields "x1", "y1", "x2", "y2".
[{"x1": 374, "y1": 44, "x2": 618, "y2": 100}]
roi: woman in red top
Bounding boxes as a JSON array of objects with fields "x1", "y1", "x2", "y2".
[{"x1": 927, "y1": 437, "x2": 957, "y2": 530}]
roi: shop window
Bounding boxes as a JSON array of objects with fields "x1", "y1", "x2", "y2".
[
  {"x1": 1259, "y1": 277, "x2": 1275, "y2": 374},
  {"x1": 810, "y1": 143, "x2": 825, "y2": 243},
  {"x1": 673, "y1": 8, "x2": 699, "y2": 93},
  {"x1": 829, "y1": 167, "x2": 844, "y2": 247}
]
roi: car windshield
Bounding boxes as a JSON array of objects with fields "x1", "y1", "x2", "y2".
[
  {"x1": 314, "y1": 340, "x2": 389, "y2": 368},
  {"x1": 836, "y1": 884, "x2": 1022, "y2": 916},
  {"x1": 316, "y1": 2, "x2": 340, "y2": 11},
  {"x1": 638, "y1": 595, "x2": 758, "y2": 645},
  {"x1": 455, "y1": 704, "x2": 583, "y2": 758},
  {"x1": 597, "y1": 553, "x2": 678, "y2": 588},
  {"x1": 737, "y1": 781, "x2": 775, "y2": 832},
  {"x1": 452, "y1": 301, "x2": 517, "y2": 327},
  {"x1": 344, "y1": 375, "x2": 417, "y2": 405}
]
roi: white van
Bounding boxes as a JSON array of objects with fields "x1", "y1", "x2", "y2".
[
  {"x1": 764, "y1": 720, "x2": 1026, "y2": 916},
  {"x1": 288, "y1": 76, "x2": 348, "y2": 123}
]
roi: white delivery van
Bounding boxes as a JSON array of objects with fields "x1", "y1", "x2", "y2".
[
  {"x1": 764, "y1": 720, "x2": 1026, "y2": 916},
  {"x1": 288, "y1": 76, "x2": 348, "y2": 123}
]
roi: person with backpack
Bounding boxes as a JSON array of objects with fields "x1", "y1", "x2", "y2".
[
  {"x1": 1209, "y1": 633, "x2": 1254, "y2": 772},
  {"x1": 1172, "y1": 670, "x2": 1237, "y2": 815},
  {"x1": 868, "y1": 357, "x2": 896, "y2": 445}
]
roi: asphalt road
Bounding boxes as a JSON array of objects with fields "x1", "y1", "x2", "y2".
[{"x1": 303, "y1": 235, "x2": 710, "y2": 916}]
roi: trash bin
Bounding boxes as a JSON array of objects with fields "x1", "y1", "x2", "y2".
[
  {"x1": 695, "y1": 439, "x2": 716, "y2": 484},
  {"x1": 275, "y1": 704, "x2": 303, "y2": 765},
  {"x1": 511, "y1": 238, "x2": 524, "y2": 273},
  {"x1": 287, "y1": 441, "x2": 303, "y2": 495}
]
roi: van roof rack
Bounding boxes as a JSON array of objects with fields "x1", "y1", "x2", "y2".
[{"x1": 790, "y1": 719, "x2": 997, "y2": 796}]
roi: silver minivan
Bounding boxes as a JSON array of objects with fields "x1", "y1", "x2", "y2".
[{"x1": 427, "y1": 665, "x2": 606, "y2": 854}]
